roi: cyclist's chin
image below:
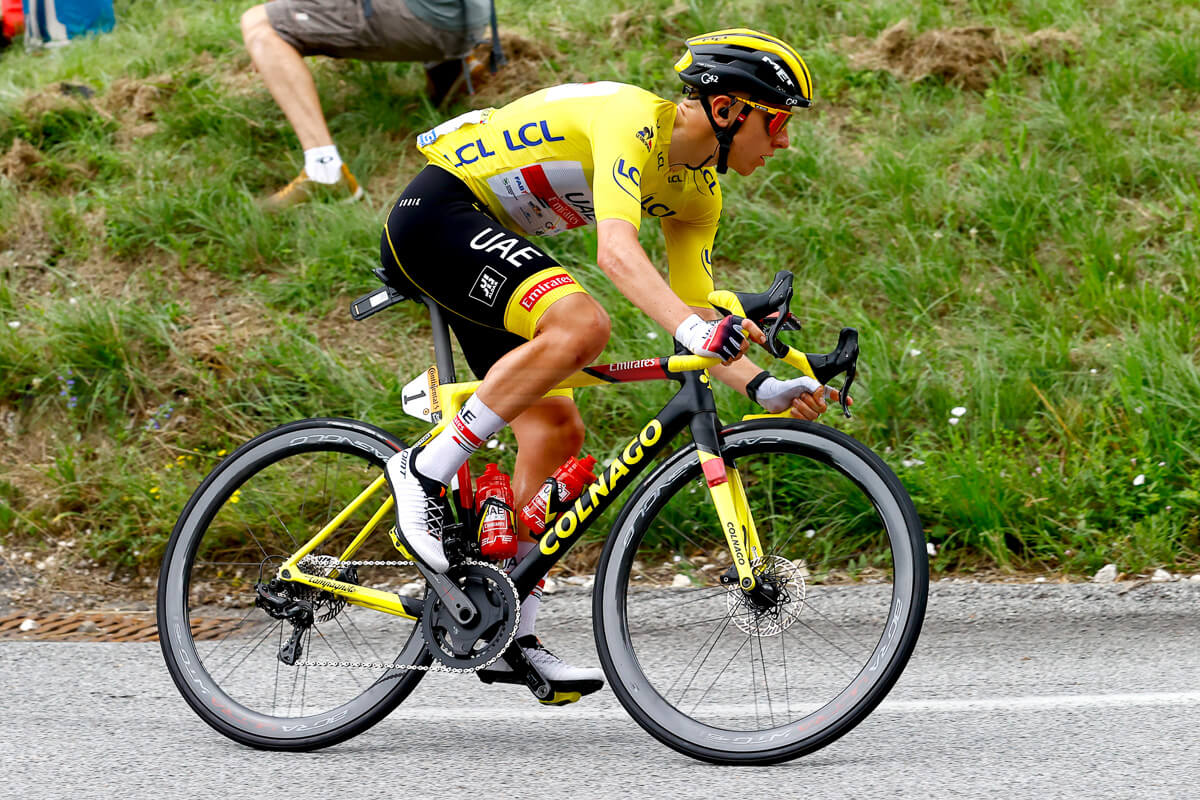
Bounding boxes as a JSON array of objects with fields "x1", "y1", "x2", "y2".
[{"x1": 730, "y1": 158, "x2": 759, "y2": 177}]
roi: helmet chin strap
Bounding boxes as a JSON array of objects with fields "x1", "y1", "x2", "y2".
[{"x1": 698, "y1": 95, "x2": 747, "y2": 174}]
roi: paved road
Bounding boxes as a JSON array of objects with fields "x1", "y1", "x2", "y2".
[{"x1": 2, "y1": 581, "x2": 1197, "y2": 799}]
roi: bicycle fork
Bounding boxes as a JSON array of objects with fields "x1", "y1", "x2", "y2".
[{"x1": 691, "y1": 410, "x2": 763, "y2": 591}]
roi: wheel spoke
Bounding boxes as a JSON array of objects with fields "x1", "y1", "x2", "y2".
[
  {"x1": 160, "y1": 426, "x2": 426, "y2": 746},
  {"x1": 603, "y1": 429, "x2": 926, "y2": 762}
]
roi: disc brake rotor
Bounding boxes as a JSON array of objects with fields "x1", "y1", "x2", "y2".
[
  {"x1": 421, "y1": 561, "x2": 519, "y2": 671},
  {"x1": 725, "y1": 554, "x2": 806, "y2": 636}
]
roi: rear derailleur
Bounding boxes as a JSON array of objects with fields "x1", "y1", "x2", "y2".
[{"x1": 254, "y1": 580, "x2": 313, "y2": 666}]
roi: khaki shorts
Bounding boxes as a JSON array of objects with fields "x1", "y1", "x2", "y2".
[{"x1": 265, "y1": 0, "x2": 481, "y2": 62}]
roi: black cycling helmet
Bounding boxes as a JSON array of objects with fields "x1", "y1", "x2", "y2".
[{"x1": 674, "y1": 28, "x2": 812, "y2": 172}]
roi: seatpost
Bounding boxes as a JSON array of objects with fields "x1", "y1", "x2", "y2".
[{"x1": 422, "y1": 296, "x2": 457, "y2": 384}]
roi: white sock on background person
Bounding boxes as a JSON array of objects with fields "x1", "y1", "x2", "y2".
[
  {"x1": 415, "y1": 393, "x2": 506, "y2": 484},
  {"x1": 303, "y1": 144, "x2": 343, "y2": 183}
]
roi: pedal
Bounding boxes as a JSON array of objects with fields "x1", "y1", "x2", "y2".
[{"x1": 502, "y1": 640, "x2": 554, "y2": 702}]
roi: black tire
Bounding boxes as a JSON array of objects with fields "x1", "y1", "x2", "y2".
[
  {"x1": 593, "y1": 419, "x2": 927, "y2": 765},
  {"x1": 158, "y1": 418, "x2": 431, "y2": 751}
]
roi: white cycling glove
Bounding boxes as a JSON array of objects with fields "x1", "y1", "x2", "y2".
[
  {"x1": 746, "y1": 370, "x2": 823, "y2": 413},
  {"x1": 675, "y1": 314, "x2": 748, "y2": 361}
]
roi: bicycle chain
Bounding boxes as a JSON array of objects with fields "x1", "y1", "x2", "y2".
[{"x1": 294, "y1": 558, "x2": 519, "y2": 676}]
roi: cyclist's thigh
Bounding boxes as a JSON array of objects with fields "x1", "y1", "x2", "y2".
[
  {"x1": 382, "y1": 164, "x2": 590, "y2": 344},
  {"x1": 445, "y1": 316, "x2": 526, "y2": 380}
]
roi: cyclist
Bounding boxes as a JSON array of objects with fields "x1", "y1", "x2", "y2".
[{"x1": 380, "y1": 29, "x2": 843, "y2": 701}]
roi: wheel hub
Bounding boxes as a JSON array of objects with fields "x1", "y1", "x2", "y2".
[{"x1": 725, "y1": 555, "x2": 806, "y2": 636}]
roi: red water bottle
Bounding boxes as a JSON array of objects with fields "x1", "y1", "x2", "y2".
[
  {"x1": 476, "y1": 463, "x2": 517, "y2": 560},
  {"x1": 519, "y1": 455, "x2": 598, "y2": 536}
]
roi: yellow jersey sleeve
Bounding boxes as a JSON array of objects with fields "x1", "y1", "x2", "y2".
[{"x1": 588, "y1": 94, "x2": 663, "y2": 229}]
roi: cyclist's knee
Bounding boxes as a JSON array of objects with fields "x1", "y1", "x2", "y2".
[{"x1": 537, "y1": 296, "x2": 610, "y2": 369}]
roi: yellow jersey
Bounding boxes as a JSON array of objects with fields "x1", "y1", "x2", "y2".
[{"x1": 416, "y1": 82, "x2": 722, "y2": 307}]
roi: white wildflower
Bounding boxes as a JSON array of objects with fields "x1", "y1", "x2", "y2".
[
  {"x1": 1132, "y1": 474, "x2": 1145, "y2": 486},
  {"x1": 951, "y1": 406, "x2": 967, "y2": 417}
]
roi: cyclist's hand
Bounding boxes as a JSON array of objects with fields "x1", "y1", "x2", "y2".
[
  {"x1": 757, "y1": 376, "x2": 849, "y2": 419},
  {"x1": 675, "y1": 314, "x2": 758, "y2": 364}
]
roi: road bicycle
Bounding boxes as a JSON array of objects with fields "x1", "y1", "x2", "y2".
[{"x1": 157, "y1": 268, "x2": 927, "y2": 765}]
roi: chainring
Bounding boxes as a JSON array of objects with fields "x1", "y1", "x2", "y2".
[
  {"x1": 725, "y1": 554, "x2": 806, "y2": 636},
  {"x1": 421, "y1": 561, "x2": 519, "y2": 671}
]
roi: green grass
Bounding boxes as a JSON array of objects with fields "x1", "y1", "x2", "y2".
[{"x1": 1, "y1": 0, "x2": 1198, "y2": 579}]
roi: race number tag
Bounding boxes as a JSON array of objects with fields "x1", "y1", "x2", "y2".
[{"x1": 401, "y1": 366, "x2": 440, "y2": 422}]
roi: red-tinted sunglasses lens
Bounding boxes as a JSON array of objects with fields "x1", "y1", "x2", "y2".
[{"x1": 768, "y1": 111, "x2": 790, "y2": 137}]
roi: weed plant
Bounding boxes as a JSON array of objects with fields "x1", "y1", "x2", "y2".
[{"x1": 0, "y1": 0, "x2": 1197, "y2": 578}]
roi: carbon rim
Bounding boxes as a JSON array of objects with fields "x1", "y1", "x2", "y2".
[
  {"x1": 158, "y1": 420, "x2": 428, "y2": 745},
  {"x1": 597, "y1": 423, "x2": 926, "y2": 761}
]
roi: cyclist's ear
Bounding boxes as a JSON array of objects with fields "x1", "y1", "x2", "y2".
[{"x1": 710, "y1": 95, "x2": 735, "y2": 123}]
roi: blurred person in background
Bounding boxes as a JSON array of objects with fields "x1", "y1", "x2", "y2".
[{"x1": 242, "y1": 0, "x2": 499, "y2": 211}]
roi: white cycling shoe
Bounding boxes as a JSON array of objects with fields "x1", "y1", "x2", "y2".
[
  {"x1": 385, "y1": 446, "x2": 449, "y2": 573},
  {"x1": 478, "y1": 635, "x2": 605, "y2": 705}
]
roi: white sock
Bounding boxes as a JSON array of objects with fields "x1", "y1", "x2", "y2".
[
  {"x1": 303, "y1": 145, "x2": 343, "y2": 184},
  {"x1": 415, "y1": 393, "x2": 506, "y2": 485},
  {"x1": 513, "y1": 540, "x2": 542, "y2": 640}
]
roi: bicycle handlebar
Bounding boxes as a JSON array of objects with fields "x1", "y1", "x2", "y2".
[{"x1": 708, "y1": 271, "x2": 858, "y2": 418}]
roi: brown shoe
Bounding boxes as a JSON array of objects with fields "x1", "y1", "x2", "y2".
[{"x1": 261, "y1": 164, "x2": 364, "y2": 212}]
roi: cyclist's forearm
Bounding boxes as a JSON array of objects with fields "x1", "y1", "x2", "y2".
[{"x1": 711, "y1": 356, "x2": 765, "y2": 398}]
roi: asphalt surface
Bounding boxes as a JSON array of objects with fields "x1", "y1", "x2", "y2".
[{"x1": 2, "y1": 580, "x2": 1197, "y2": 799}]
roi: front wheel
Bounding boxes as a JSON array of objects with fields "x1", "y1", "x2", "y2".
[
  {"x1": 157, "y1": 418, "x2": 430, "y2": 751},
  {"x1": 594, "y1": 419, "x2": 927, "y2": 765}
]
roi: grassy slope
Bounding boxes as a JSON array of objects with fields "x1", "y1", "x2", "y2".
[{"x1": 0, "y1": 0, "x2": 1197, "y2": 576}]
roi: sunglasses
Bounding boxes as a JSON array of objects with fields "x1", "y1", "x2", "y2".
[{"x1": 737, "y1": 97, "x2": 793, "y2": 137}]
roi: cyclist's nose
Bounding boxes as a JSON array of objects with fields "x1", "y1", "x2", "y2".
[{"x1": 771, "y1": 128, "x2": 790, "y2": 149}]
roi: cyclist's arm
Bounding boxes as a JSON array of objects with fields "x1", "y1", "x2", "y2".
[{"x1": 596, "y1": 219, "x2": 699, "y2": 334}]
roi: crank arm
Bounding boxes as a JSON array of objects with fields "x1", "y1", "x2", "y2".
[
  {"x1": 503, "y1": 640, "x2": 553, "y2": 701},
  {"x1": 417, "y1": 562, "x2": 480, "y2": 626}
]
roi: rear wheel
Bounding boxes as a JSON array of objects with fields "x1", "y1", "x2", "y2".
[
  {"x1": 157, "y1": 418, "x2": 430, "y2": 750},
  {"x1": 594, "y1": 420, "x2": 927, "y2": 765}
]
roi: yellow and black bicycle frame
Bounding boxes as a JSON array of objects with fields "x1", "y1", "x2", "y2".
[{"x1": 275, "y1": 354, "x2": 768, "y2": 615}]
